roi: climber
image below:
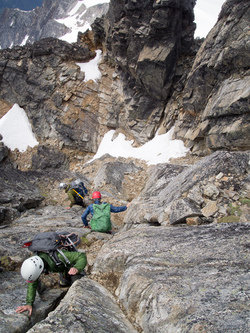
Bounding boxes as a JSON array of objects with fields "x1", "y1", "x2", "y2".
[
  {"x1": 15, "y1": 251, "x2": 87, "y2": 316},
  {"x1": 81, "y1": 191, "x2": 131, "y2": 233},
  {"x1": 59, "y1": 180, "x2": 88, "y2": 209}
]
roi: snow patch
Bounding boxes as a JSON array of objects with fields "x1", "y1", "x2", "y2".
[
  {"x1": 76, "y1": 50, "x2": 102, "y2": 82},
  {"x1": 0, "y1": 104, "x2": 39, "y2": 152},
  {"x1": 84, "y1": 0, "x2": 109, "y2": 8},
  {"x1": 20, "y1": 35, "x2": 29, "y2": 46},
  {"x1": 89, "y1": 128, "x2": 189, "y2": 165}
]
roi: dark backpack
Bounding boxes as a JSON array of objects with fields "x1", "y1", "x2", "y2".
[
  {"x1": 70, "y1": 179, "x2": 88, "y2": 198},
  {"x1": 22, "y1": 231, "x2": 81, "y2": 266},
  {"x1": 90, "y1": 203, "x2": 112, "y2": 233}
]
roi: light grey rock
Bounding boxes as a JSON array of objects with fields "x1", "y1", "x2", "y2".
[
  {"x1": 125, "y1": 151, "x2": 249, "y2": 228},
  {"x1": 0, "y1": 271, "x2": 66, "y2": 333},
  {"x1": 168, "y1": 198, "x2": 202, "y2": 224},
  {"x1": 203, "y1": 184, "x2": 220, "y2": 199},
  {"x1": 92, "y1": 223, "x2": 250, "y2": 333},
  {"x1": 27, "y1": 278, "x2": 138, "y2": 333},
  {"x1": 201, "y1": 200, "x2": 219, "y2": 217},
  {"x1": 93, "y1": 160, "x2": 142, "y2": 197},
  {"x1": 187, "y1": 185, "x2": 204, "y2": 205}
]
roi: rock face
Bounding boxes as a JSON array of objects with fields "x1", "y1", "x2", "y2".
[
  {"x1": 125, "y1": 151, "x2": 250, "y2": 228},
  {"x1": 0, "y1": 152, "x2": 249, "y2": 332},
  {"x1": 0, "y1": 37, "x2": 101, "y2": 157},
  {"x1": 0, "y1": 164, "x2": 44, "y2": 224},
  {"x1": 92, "y1": 223, "x2": 250, "y2": 333},
  {"x1": 0, "y1": 0, "x2": 249, "y2": 159},
  {"x1": 27, "y1": 278, "x2": 138, "y2": 333},
  {"x1": 164, "y1": 0, "x2": 250, "y2": 154},
  {"x1": 105, "y1": 0, "x2": 195, "y2": 101},
  {"x1": 0, "y1": 0, "x2": 109, "y2": 49},
  {"x1": 92, "y1": 0, "x2": 250, "y2": 151},
  {"x1": 0, "y1": 271, "x2": 66, "y2": 333},
  {"x1": 95, "y1": 0, "x2": 197, "y2": 144}
]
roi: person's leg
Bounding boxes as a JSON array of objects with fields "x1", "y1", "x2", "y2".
[
  {"x1": 70, "y1": 270, "x2": 86, "y2": 284},
  {"x1": 59, "y1": 272, "x2": 71, "y2": 286},
  {"x1": 37, "y1": 278, "x2": 47, "y2": 295}
]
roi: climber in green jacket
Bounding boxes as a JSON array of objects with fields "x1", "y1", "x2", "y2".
[
  {"x1": 59, "y1": 182, "x2": 88, "y2": 209},
  {"x1": 16, "y1": 250, "x2": 87, "y2": 315}
]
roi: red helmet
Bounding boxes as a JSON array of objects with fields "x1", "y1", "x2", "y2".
[{"x1": 92, "y1": 191, "x2": 101, "y2": 199}]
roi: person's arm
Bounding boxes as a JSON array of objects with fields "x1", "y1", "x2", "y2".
[
  {"x1": 81, "y1": 205, "x2": 91, "y2": 226},
  {"x1": 62, "y1": 251, "x2": 87, "y2": 274},
  {"x1": 16, "y1": 280, "x2": 38, "y2": 315},
  {"x1": 81, "y1": 183, "x2": 88, "y2": 196},
  {"x1": 110, "y1": 202, "x2": 131, "y2": 213},
  {"x1": 26, "y1": 280, "x2": 38, "y2": 306}
]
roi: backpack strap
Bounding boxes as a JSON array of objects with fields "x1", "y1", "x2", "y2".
[
  {"x1": 56, "y1": 249, "x2": 71, "y2": 266},
  {"x1": 65, "y1": 235, "x2": 78, "y2": 252},
  {"x1": 48, "y1": 251, "x2": 62, "y2": 266}
]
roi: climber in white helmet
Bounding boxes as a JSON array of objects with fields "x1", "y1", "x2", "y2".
[
  {"x1": 20, "y1": 255, "x2": 44, "y2": 282},
  {"x1": 16, "y1": 251, "x2": 87, "y2": 316}
]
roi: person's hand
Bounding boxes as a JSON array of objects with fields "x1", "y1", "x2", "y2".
[
  {"x1": 16, "y1": 305, "x2": 32, "y2": 315},
  {"x1": 126, "y1": 202, "x2": 132, "y2": 208},
  {"x1": 68, "y1": 267, "x2": 79, "y2": 275},
  {"x1": 65, "y1": 207, "x2": 71, "y2": 209}
]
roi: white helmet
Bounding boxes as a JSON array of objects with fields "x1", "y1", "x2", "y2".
[
  {"x1": 59, "y1": 182, "x2": 67, "y2": 189},
  {"x1": 21, "y1": 256, "x2": 44, "y2": 282}
]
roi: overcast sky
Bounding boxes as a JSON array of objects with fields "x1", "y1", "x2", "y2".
[{"x1": 194, "y1": 0, "x2": 226, "y2": 37}]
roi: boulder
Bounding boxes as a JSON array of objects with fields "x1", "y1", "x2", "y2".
[
  {"x1": 168, "y1": 197, "x2": 202, "y2": 224},
  {"x1": 31, "y1": 145, "x2": 69, "y2": 170},
  {"x1": 125, "y1": 151, "x2": 250, "y2": 227},
  {"x1": 27, "y1": 278, "x2": 138, "y2": 333}
]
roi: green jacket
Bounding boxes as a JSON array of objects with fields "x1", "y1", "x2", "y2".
[{"x1": 26, "y1": 250, "x2": 87, "y2": 306}]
